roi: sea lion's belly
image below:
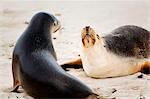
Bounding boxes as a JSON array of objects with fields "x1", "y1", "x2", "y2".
[{"x1": 81, "y1": 47, "x2": 145, "y2": 78}]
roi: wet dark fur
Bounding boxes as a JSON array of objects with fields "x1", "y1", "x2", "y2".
[
  {"x1": 104, "y1": 25, "x2": 150, "y2": 58},
  {"x1": 12, "y1": 12, "x2": 94, "y2": 98}
]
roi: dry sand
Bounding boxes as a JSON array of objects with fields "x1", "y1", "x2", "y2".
[{"x1": 0, "y1": 1, "x2": 150, "y2": 99}]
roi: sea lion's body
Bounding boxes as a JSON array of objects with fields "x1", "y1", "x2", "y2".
[
  {"x1": 62, "y1": 25, "x2": 150, "y2": 78},
  {"x1": 81, "y1": 25, "x2": 150, "y2": 78},
  {"x1": 11, "y1": 12, "x2": 95, "y2": 98}
]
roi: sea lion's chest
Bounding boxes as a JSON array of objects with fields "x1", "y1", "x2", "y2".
[{"x1": 80, "y1": 44, "x2": 144, "y2": 78}]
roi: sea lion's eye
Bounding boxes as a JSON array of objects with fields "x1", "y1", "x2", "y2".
[
  {"x1": 54, "y1": 21, "x2": 57, "y2": 26},
  {"x1": 96, "y1": 34, "x2": 100, "y2": 39}
]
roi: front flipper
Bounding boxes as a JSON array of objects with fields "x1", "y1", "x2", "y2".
[
  {"x1": 141, "y1": 61, "x2": 150, "y2": 74},
  {"x1": 10, "y1": 83, "x2": 20, "y2": 93},
  {"x1": 11, "y1": 54, "x2": 21, "y2": 93},
  {"x1": 60, "y1": 57, "x2": 83, "y2": 71}
]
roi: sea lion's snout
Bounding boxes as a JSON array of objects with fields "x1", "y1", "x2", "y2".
[
  {"x1": 81, "y1": 26, "x2": 96, "y2": 48},
  {"x1": 85, "y1": 26, "x2": 90, "y2": 35},
  {"x1": 52, "y1": 20, "x2": 61, "y2": 33}
]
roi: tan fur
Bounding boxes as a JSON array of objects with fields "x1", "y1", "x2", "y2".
[
  {"x1": 81, "y1": 42, "x2": 146, "y2": 78},
  {"x1": 81, "y1": 26, "x2": 96, "y2": 48}
]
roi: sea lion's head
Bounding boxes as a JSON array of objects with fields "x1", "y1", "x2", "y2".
[
  {"x1": 81, "y1": 26, "x2": 100, "y2": 48},
  {"x1": 51, "y1": 17, "x2": 61, "y2": 33},
  {"x1": 28, "y1": 12, "x2": 61, "y2": 34}
]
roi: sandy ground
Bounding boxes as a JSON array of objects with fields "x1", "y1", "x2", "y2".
[{"x1": 0, "y1": 1, "x2": 150, "y2": 99}]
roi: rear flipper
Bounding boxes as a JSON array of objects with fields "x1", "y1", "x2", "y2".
[
  {"x1": 141, "y1": 61, "x2": 150, "y2": 74},
  {"x1": 10, "y1": 54, "x2": 21, "y2": 93},
  {"x1": 10, "y1": 83, "x2": 20, "y2": 93},
  {"x1": 60, "y1": 57, "x2": 83, "y2": 71}
]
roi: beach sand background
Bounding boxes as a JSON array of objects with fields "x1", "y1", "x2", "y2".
[{"x1": 0, "y1": 1, "x2": 150, "y2": 99}]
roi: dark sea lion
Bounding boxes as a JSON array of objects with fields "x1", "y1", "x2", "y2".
[
  {"x1": 11, "y1": 12, "x2": 97, "y2": 98},
  {"x1": 61, "y1": 25, "x2": 150, "y2": 78}
]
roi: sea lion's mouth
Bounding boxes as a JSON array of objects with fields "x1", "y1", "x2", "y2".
[
  {"x1": 82, "y1": 35, "x2": 96, "y2": 47},
  {"x1": 54, "y1": 25, "x2": 61, "y2": 33},
  {"x1": 82, "y1": 34, "x2": 95, "y2": 42}
]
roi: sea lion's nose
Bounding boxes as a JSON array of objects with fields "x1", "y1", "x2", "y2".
[
  {"x1": 57, "y1": 21, "x2": 61, "y2": 26},
  {"x1": 85, "y1": 26, "x2": 90, "y2": 29},
  {"x1": 86, "y1": 26, "x2": 90, "y2": 31},
  {"x1": 85, "y1": 26, "x2": 90, "y2": 35}
]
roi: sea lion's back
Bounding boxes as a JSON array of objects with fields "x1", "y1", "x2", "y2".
[{"x1": 104, "y1": 25, "x2": 150, "y2": 58}]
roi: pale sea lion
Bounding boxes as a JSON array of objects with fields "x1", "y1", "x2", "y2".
[
  {"x1": 11, "y1": 12, "x2": 97, "y2": 98},
  {"x1": 61, "y1": 25, "x2": 150, "y2": 78}
]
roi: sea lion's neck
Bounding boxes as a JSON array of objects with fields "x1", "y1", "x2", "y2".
[{"x1": 21, "y1": 18, "x2": 55, "y2": 54}]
